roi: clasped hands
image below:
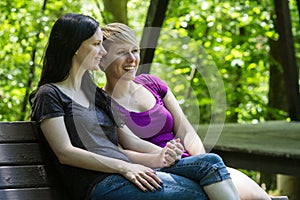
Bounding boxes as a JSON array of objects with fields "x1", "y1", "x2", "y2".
[
  {"x1": 161, "y1": 138, "x2": 184, "y2": 167},
  {"x1": 123, "y1": 138, "x2": 184, "y2": 192}
]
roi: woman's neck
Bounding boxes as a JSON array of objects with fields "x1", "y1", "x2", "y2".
[
  {"x1": 104, "y1": 79, "x2": 134, "y2": 99},
  {"x1": 58, "y1": 64, "x2": 85, "y2": 91}
]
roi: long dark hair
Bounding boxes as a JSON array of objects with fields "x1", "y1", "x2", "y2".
[
  {"x1": 39, "y1": 13, "x2": 99, "y2": 86},
  {"x1": 30, "y1": 13, "x2": 98, "y2": 107},
  {"x1": 30, "y1": 13, "x2": 121, "y2": 125}
]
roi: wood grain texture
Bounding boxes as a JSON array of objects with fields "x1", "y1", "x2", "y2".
[
  {"x1": 0, "y1": 121, "x2": 70, "y2": 200},
  {"x1": 197, "y1": 121, "x2": 300, "y2": 175}
]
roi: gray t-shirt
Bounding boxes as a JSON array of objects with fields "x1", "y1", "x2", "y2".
[{"x1": 31, "y1": 83, "x2": 130, "y2": 200}]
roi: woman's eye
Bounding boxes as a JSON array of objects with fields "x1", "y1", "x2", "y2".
[
  {"x1": 117, "y1": 51, "x2": 126, "y2": 55},
  {"x1": 132, "y1": 49, "x2": 139, "y2": 53}
]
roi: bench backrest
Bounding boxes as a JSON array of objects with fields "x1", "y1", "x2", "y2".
[{"x1": 0, "y1": 121, "x2": 70, "y2": 200}]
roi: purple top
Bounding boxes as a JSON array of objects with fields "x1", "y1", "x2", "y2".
[{"x1": 115, "y1": 74, "x2": 190, "y2": 157}]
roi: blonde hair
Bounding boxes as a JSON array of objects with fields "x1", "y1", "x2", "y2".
[{"x1": 101, "y1": 23, "x2": 138, "y2": 49}]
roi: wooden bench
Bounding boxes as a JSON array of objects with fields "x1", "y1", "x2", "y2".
[
  {"x1": 197, "y1": 120, "x2": 300, "y2": 177},
  {"x1": 0, "y1": 121, "x2": 70, "y2": 200},
  {"x1": 0, "y1": 121, "x2": 291, "y2": 200}
]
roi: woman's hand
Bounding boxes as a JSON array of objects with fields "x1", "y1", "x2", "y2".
[
  {"x1": 121, "y1": 163, "x2": 162, "y2": 192},
  {"x1": 162, "y1": 138, "x2": 184, "y2": 166}
]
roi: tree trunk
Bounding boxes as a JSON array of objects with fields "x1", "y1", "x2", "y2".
[
  {"x1": 267, "y1": 38, "x2": 288, "y2": 119},
  {"x1": 272, "y1": 1, "x2": 300, "y2": 198},
  {"x1": 137, "y1": 0, "x2": 169, "y2": 75},
  {"x1": 102, "y1": 0, "x2": 128, "y2": 24},
  {"x1": 274, "y1": 0, "x2": 300, "y2": 121}
]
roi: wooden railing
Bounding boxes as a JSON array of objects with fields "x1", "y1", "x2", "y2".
[{"x1": 197, "y1": 120, "x2": 300, "y2": 176}]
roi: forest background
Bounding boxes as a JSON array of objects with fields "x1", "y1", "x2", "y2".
[{"x1": 0, "y1": 0, "x2": 299, "y2": 194}]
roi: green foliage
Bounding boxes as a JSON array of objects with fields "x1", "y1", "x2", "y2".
[
  {"x1": 0, "y1": 0, "x2": 93, "y2": 121},
  {"x1": 150, "y1": 0, "x2": 296, "y2": 123},
  {"x1": 0, "y1": 0, "x2": 299, "y2": 123}
]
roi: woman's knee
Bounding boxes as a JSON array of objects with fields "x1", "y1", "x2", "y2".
[
  {"x1": 200, "y1": 153, "x2": 224, "y2": 165},
  {"x1": 196, "y1": 153, "x2": 231, "y2": 186},
  {"x1": 157, "y1": 172, "x2": 209, "y2": 199}
]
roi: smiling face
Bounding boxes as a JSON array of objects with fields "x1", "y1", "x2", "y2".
[
  {"x1": 101, "y1": 41, "x2": 140, "y2": 81},
  {"x1": 74, "y1": 28, "x2": 107, "y2": 71}
]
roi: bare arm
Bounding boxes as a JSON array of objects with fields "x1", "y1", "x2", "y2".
[
  {"x1": 41, "y1": 117, "x2": 136, "y2": 173},
  {"x1": 117, "y1": 125, "x2": 182, "y2": 167},
  {"x1": 117, "y1": 125, "x2": 161, "y2": 153},
  {"x1": 163, "y1": 89, "x2": 206, "y2": 155},
  {"x1": 40, "y1": 116, "x2": 162, "y2": 192}
]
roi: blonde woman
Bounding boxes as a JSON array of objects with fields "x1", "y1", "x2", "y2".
[{"x1": 100, "y1": 22, "x2": 270, "y2": 200}]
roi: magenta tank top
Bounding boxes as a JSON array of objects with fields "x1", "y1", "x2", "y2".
[{"x1": 115, "y1": 74, "x2": 190, "y2": 157}]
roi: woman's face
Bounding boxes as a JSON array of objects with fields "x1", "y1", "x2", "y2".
[
  {"x1": 74, "y1": 28, "x2": 107, "y2": 71},
  {"x1": 101, "y1": 41, "x2": 140, "y2": 81}
]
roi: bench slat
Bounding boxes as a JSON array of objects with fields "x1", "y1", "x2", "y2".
[
  {"x1": 0, "y1": 121, "x2": 70, "y2": 199},
  {"x1": 0, "y1": 188, "x2": 68, "y2": 200},
  {"x1": 0, "y1": 122, "x2": 37, "y2": 143},
  {"x1": 0, "y1": 165, "x2": 50, "y2": 189},
  {"x1": 0, "y1": 144, "x2": 42, "y2": 165}
]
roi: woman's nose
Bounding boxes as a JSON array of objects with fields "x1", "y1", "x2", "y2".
[
  {"x1": 127, "y1": 52, "x2": 136, "y2": 62},
  {"x1": 100, "y1": 45, "x2": 107, "y2": 56}
]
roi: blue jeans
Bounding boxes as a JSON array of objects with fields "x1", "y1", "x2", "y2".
[
  {"x1": 159, "y1": 153, "x2": 231, "y2": 186},
  {"x1": 90, "y1": 153, "x2": 230, "y2": 200}
]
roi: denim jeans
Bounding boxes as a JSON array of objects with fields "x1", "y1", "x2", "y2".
[
  {"x1": 159, "y1": 153, "x2": 231, "y2": 186},
  {"x1": 90, "y1": 153, "x2": 230, "y2": 200}
]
